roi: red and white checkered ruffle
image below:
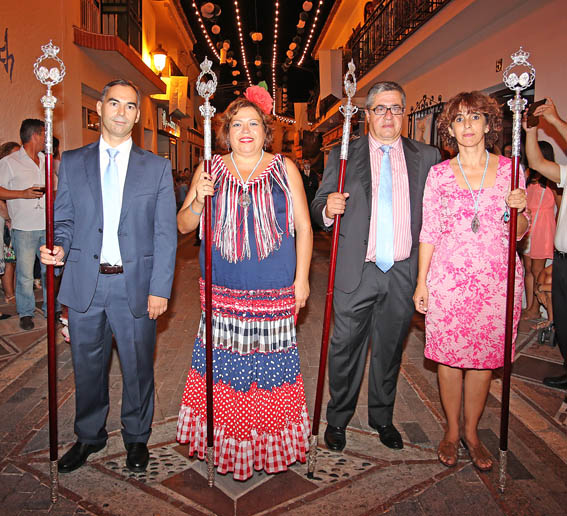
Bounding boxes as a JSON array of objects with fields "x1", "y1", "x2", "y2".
[{"x1": 176, "y1": 405, "x2": 310, "y2": 481}]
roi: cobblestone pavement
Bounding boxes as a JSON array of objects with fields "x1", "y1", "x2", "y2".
[{"x1": 0, "y1": 232, "x2": 565, "y2": 515}]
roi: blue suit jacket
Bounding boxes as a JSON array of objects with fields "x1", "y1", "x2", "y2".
[{"x1": 54, "y1": 141, "x2": 177, "y2": 317}]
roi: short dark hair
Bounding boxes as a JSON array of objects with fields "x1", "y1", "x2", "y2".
[
  {"x1": 217, "y1": 97, "x2": 273, "y2": 151},
  {"x1": 20, "y1": 119, "x2": 45, "y2": 144},
  {"x1": 101, "y1": 79, "x2": 141, "y2": 108},
  {"x1": 437, "y1": 91, "x2": 502, "y2": 151},
  {"x1": 0, "y1": 141, "x2": 21, "y2": 159},
  {"x1": 366, "y1": 81, "x2": 406, "y2": 109}
]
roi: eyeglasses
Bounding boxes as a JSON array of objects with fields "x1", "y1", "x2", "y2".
[{"x1": 369, "y1": 105, "x2": 405, "y2": 116}]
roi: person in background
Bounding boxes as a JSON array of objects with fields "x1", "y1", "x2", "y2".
[
  {"x1": 0, "y1": 120, "x2": 50, "y2": 330},
  {"x1": 524, "y1": 98, "x2": 567, "y2": 390},
  {"x1": 521, "y1": 141, "x2": 561, "y2": 323},
  {"x1": 0, "y1": 141, "x2": 20, "y2": 316},
  {"x1": 414, "y1": 91, "x2": 528, "y2": 471}
]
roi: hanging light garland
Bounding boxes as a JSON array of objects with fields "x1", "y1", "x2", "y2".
[
  {"x1": 274, "y1": 114, "x2": 296, "y2": 125},
  {"x1": 297, "y1": 0, "x2": 324, "y2": 66},
  {"x1": 233, "y1": 0, "x2": 252, "y2": 86},
  {"x1": 191, "y1": 1, "x2": 220, "y2": 61}
]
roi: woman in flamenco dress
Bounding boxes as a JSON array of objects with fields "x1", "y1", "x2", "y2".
[{"x1": 176, "y1": 86, "x2": 313, "y2": 481}]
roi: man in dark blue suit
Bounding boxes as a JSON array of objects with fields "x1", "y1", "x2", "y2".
[{"x1": 41, "y1": 79, "x2": 177, "y2": 473}]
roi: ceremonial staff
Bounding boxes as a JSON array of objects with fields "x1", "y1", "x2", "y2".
[
  {"x1": 499, "y1": 47, "x2": 535, "y2": 493},
  {"x1": 196, "y1": 57, "x2": 217, "y2": 487},
  {"x1": 33, "y1": 41, "x2": 65, "y2": 503},
  {"x1": 308, "y1": 61, "x2": 357, "y2": 478}
]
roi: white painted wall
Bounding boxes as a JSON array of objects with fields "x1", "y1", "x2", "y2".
[{"x1": 401, "y1": 0, "x2": 567, "y2": 162}]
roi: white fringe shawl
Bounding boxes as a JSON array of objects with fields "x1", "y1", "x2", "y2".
[{"x1": 201, "y1": 154, "x2": 295, "y2": 263}]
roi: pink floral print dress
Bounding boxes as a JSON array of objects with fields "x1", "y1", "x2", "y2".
[{"x1": 419, "y1": 156, "x2": 526, "y2": 369}]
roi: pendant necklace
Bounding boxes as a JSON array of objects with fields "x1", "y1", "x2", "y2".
[
  {"x1": 231, "y1": 149, "x2": 264, "y2": 208},
  {"x1": 457, "y1": 149, "x2": 489, "y2": 233}
]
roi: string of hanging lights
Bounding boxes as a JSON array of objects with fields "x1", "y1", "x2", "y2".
[
  {"x1": 191, "y1": 1, "x2": 220, "y2": 61},
  {"x1": 297, "y1": 0, "x2": 324, "y2": 66},
  {"x1": 274, "y1": 114, "x2": 296, "y2": 125},
  {"x1": 233, "y1": 0, "x2": 252, "y2": 86}
]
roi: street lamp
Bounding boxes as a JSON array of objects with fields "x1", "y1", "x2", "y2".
[{"x1": 152, "y1": 44, "x2": 168, "y2": 76}]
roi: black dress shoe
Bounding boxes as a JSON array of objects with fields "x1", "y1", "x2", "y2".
[
  {"x1": 374, "y1": 424, "x2": 404, "y2": 449},
  {"x1": 58, "y1": 441, "x2": 105, "y2": 473},
  {"x1": 542, "y1": 373, "x2": 567, "y2": 389},
  {"x1": 324, "y1": 424, "x2": 346, "y2": 451},
  {"x1": 19, "y1": 316, "x2": 34, "y2": 330},
  {"x1": 126, "y1": 442, "x2": 149, "y2": 472}
]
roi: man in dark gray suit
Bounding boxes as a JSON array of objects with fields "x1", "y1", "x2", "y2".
[
  {"x1": 311, "y1": 81, "x2": 440, "y2": 451},
  {"x1": 40, "y1": 79, "x2": 177, "y2": 473}
]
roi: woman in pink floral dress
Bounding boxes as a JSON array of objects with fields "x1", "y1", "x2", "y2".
[{"x1": 413, "y1": 92, "x2": 529, "y2": 471}]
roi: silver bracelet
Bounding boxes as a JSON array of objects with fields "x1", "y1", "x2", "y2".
[{"x1": 188, "y1": 202, "x2": 202, "y2": 217}]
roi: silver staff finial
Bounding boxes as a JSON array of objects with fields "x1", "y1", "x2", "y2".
[
  {"x1": 197, "y1": 58, "x2": 218, "y2": 161},
  {"x1": 339, "y1": 60, "x2": 358, "y2": 160},
  {"x1": 503, "y1": 47, "x2": 535, "y2": 91},
  {"x1": 503, "y1": 47, "x2": 535, "y2": 158},
  {"x1": 197, "y1": 57, "x2": 217, "y2": 101},
  {"x1": 344, "y1": 60, "x2": 357, "y2": 99},
  {"x1": 34, "y1": 41, "x2": 66, "y2": 155}
]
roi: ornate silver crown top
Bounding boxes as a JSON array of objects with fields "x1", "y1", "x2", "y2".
[
  {"x1": 196, "y1": 57, "x2": 217, "y2": 100},
  {"x1": 503, "y1": 46, "x2": 535, "y2": 91},
  {"x1": 34, "y1": 40, "x2": 66, "y2": 87},
  {"x1": 344, "y1": 60, "x2": 357, "y2": 99}
]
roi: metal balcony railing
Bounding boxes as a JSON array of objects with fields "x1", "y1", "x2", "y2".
[
  {"x1": 345, "y1": 0, "x2": 452, "y2": 77},
  {"x1": 80, "y1": 0, "x2": 101, "y2": 33},
  {"x1": 80, "y1": 0, "x2": 142, "y2": 54}
]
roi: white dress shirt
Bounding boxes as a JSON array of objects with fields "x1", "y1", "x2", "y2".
[
  {"x1": 0, "y1": 147, "x2": 46, "y2": 231},
  {"x1": 99, "y1": 136, "x2": 132, "y2": 265}
]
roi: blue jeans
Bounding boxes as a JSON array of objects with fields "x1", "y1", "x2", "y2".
[{"x1": 12, "y1": 229, "x2": 49, "y2": 317}]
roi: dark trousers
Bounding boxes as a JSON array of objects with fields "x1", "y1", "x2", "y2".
[
  {"x1": 552, "y1": 251, "x2": 567, "y2": 365},
  {"x1": 68, "y1": 273, "x2": 157, "y2": 446},
  {"x1": 326, "y1": 259, "x2": 415, "y2": 428}
]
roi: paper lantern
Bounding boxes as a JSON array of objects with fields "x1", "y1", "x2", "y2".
[
  {"x1": 303, "y1": 1, "x2": 313, "y2": 11},
  {"x1": 211, "y1": 24, "x2": 220, "y2": 35}
]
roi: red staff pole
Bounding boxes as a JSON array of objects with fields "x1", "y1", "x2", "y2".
[
  {"x1": 308, "y1": 61, "x2": 358, "y2": 478},
  {"x1": 33, "y1": 41, "x2": 66, "y2": 504},
  {"x1": 498, "y1": 48, "x2": 535, "y2": 493},
  {"x1": 196, "y1": 58, "x2": 217, "y2": 487}
]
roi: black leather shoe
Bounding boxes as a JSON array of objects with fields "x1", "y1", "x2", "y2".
[
  {"x1": 58, "y1": 442, "x2": 105, "y2": 473},
  {"x1": 324, "y1": 424, "x2": 346, "y2": 451},
  {"x1": 19, "y1": 316, "x2": 34, "y2": 330},
  {"x1": 374, "y1": 424, "x2": 404, "y2": 449},
  {"x1": 542, "y1": 373, "x2": 567, "y2": 389},
  {"x1": 126, "y1": 442, "x2": 149, "y2": 472}
]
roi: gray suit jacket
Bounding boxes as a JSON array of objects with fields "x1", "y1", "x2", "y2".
[
  {"x1": 311, "y1": 134, "x2": 440, "y2": 293},
  {"x1": 54, "y1": 141, "x2": 177, "y2": 316}
]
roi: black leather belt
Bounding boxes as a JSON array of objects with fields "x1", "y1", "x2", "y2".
[
  {"x1": 99, "y1": 264, "x2": 124, "y2": 274},
  {"x1": 555, "y1": 250, "x2": 567, "y2": 259}
]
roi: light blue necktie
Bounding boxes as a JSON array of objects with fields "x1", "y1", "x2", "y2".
[
  {"x1": 375, "y1": 145, "x2": 394, "y2": 272},
  {"x1": 102, "y1": 148, "x2": 121, "y2": 265}
]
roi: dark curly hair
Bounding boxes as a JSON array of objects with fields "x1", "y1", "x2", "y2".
[
  {"x1": 217, "y1": 98, "x2": 273, "y2": 152},
  {"x1": 437, "y1": 91, "x2": 502, "y2": 151}
]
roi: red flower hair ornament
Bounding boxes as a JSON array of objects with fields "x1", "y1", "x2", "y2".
[{"x1": 244, "y1": 85, "x2": 273, "y2": 115}]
